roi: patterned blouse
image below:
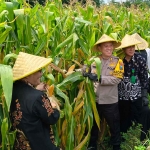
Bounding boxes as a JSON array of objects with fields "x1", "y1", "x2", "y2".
[{"x1": 118, "y1": 53, "x2": 148, "y2": 101}]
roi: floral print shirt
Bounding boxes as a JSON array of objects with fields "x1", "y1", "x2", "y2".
[{"x1": 118, "y1": 53, "x2": 148, "y2": 101}]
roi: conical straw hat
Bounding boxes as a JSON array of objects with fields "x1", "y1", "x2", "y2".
[
  {"x1": 131, "y1": 33, "x2": 148, "y2": 50},
  {"x1": 92, "y1": 34, "x2": 121, "y2": 51},
  {"x1": 13, "y1": 52, "x2": 52, "y2": 81},
  {"x1": 116, "y1": 34, "x2": 142, "y2": 49}
]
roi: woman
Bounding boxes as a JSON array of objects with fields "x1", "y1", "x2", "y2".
[
  {"x1": 10, "y1": 52, "x2": 60, "y2": 150},
  {"x1": 117, "y1": 34, "x2": 149, "y2": 140}
]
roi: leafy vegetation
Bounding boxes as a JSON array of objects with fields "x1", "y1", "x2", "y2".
[{"x1": 0, "y1": 0, "x2": 150, "y2": 149}]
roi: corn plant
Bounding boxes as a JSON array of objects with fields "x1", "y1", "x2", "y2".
[
  {"x1": 1, "y1": 0, "x2": 150, "y2": 149},
  {"x1": 0, "y1": 64, "x2": 16, "y2": 150}
]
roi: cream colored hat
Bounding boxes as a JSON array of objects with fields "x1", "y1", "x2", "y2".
[
  {"x1": 92, "y1": 34, "x2": 121, "y2": 51},
  {"x1": 131, "y1": 33, "x2": 148, "y2": 50},
  {"x1": 116, "y1": 34, "x2": 142, "y2": 49},
  {"x1": 13, "y1": 52, "x2": 52, "y2": 81}
]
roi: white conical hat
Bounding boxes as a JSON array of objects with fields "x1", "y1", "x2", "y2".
[
  {"x1": 116, "y1": 34, "x2": 142, "y2": 49},
  {"x1": 92, "y1": 34, "x2": 121, "y2": 51},
  {"x1": 13, "y1": 52, "x2": 52, "y2": 81},
  {"x1": 131, "y1": 33, "x2": 148, "y2": 50}
]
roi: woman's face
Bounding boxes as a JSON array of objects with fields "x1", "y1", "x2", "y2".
[
  {"x1": 98, "y1": 42, "x2": 114, "y2": 58},
  {"x1": 25, "y1": 70, "x2": 43, "y2": 87},
  {"x1": 123, "y1": 45, "x2": 135, "y2": 57}
]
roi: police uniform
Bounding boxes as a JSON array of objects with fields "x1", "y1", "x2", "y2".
[{"x1": 89, "y1": 55, "x2": 124, "y2": 149}]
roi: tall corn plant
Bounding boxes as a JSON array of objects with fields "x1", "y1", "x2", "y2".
[
  {"x1": 0, "y1": 64, "x2": 15, "y2": 150},
  {"x1": 1, "y1": 0, "x2": 150, "y2": 149},
  {"x1": 46, "y1": 66, "x2": 100, "y2": 149},
  {"x1": 0, "y1": 1, "x2": 101, "y2": 149}
]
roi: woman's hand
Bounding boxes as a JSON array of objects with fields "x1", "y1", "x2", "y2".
[
  {"x1": 36, "y1": 83, "x2": 47, "y2": 91},
  {"x1": 51, "y1": 101, "x2": 57, "y2": 109}
]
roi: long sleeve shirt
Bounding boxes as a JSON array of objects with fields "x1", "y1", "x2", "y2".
[
  {"x1": 118, "y1": 53, "x2": 148, "y2": 101},
  {"x1": 92, "y1": 55, "x2": 123, "y2": 104},
  {"x1": 10, "y1": 80, "x2": 60, "y2": 150}
]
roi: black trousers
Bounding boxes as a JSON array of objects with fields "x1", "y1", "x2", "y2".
[
  {"x1": 119, "y1": 98, "x2": 150, "y2": 140},
  {"x1": 89, "y1": 102, "x2": 121, "y2": 148},
  {"x1": 140, "y1": 106, "x2": 150, "y2": 140},
  {"x1": 119, "y1": 98, "x2": 143, "y2": 133}
]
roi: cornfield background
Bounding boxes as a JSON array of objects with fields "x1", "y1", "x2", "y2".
[{"x1": 0, "y1": 0, "x2": 150, "y2": 149}]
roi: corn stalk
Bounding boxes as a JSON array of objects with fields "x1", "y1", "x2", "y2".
[{"x1": 1, "y1": 0, "x2": 150, "y2": 149}]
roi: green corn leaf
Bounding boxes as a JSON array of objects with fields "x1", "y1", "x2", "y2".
[
  {"x1": 75, "y1": 17, "x2": 92, "y2": 25},
  {"x1": 0, "y1": 25, "x2": 12, "y2": 44},
  {"x1": 88, "y1": 57, "x2": 101, "y2": 81},
  {"x1": 35, "y1": 35, "x2": 47, "y2": 55},
  {"x1": 89, "y1": 30, "x2": 95, "y2": 49},
  {"x1": 44, "y1": 11, "x2": 54, "y2": 33},
  {"x1": 103, "y1": 21, "x2": 112, "y2": 34},
  {"x1": 105, "y1": 11, "x2": 115, "y2": 20},
  {"x1": 55, "y1": 33, "x2": 78, "y2": 56},
  {"x1": 0, "y1": 10, "x2": 8, "y2": 21},
  {"x1": 83, "y1": 84, "x2": 93, "y2": 123},
  {"x1": 1, "y1": 118, "x2": 8, "y2": 150},
  {"x1": 5, "y1": 2, "x2": 15, "y2": 30},
  {"x1": 128, "y1": 12, "x2": 133, "y2": 30},
  {"x1": 66, "y1": 116, "x2": 75, "y2": 150},
  {"x1": 0, "y1": 104, "x2": 3, "y2": 127},
  {"x1": 94, "y1": 57, "x2": 101, "y2": 81},
  {"x1": 63, "y1": 44, "x2": 73, "y2": 58},
  {"x1": 55, "y1": 86, "x2": 72, "y2": 120},
  {"x1": 24, "y1": 15, "x2": 31, "y2": 45},
  {"x1": 29, "y1": 4, "x2": 39, "y2": 21},
  {"x1": 8, "y1": 130, "x2": 16, "y2": 150},
  {"x1": 52, "y1": 124, "x2": 60, "y2": 147},
  {"x1": 78, "y1": 39, "x2": 89, "y2": 55},
  {"x1": 86, "y1": 80, "x2": 100, "y2": 129},
  {"x1": 86, "y1": 5, "x2": 94, "y2": 20},
  {"x1": 3, "y1": 53, "x2": 17, "y2": 65},
  {"x1": 31, "y1": 27, "x2": 39, "y2": 42},
  {"x1": 57, "y1": 72, "x2": 84, "y2": 89},
  {"x1": 46, "y1": 74, "x2": 55, "y2": 84},
  {"x1": 36, "y1": 10, "x2": 46, "y2": 33},
  {"x1": 110, "y1": 33, "x2": 119, "y2": 42},
  {"x1": 13, "y1": 9, "x2": 24, "y2": 44},
  {"x1": 0, "y1": 64, "x2": 13, "y2": 111}
]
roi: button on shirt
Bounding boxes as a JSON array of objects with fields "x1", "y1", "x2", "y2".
[{"x1": 118, "y1": 53, "x2": 148, "y2": 101}]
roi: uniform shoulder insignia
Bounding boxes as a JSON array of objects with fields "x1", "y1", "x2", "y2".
[{"x1": 112, "y1": 59, "x2": 124, "y2": 79}]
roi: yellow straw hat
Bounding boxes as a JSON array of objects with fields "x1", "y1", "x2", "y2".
[
  {"x1": 131, "y1": 33, "x2": 148, "y2": 50},
  {"x1": 92, "y1": 34, "x2": 121, "y2": 51},
  {"x1": 116, "y1": 34, "x2": 142, "y2": 49},
  {"x1": 13, "y1": 52, "x2": 52, "y2": 81}
]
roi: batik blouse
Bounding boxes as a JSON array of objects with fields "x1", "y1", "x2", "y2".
[{"x1": 118, "y1": 53, "x2": 148, "y2": 101}]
